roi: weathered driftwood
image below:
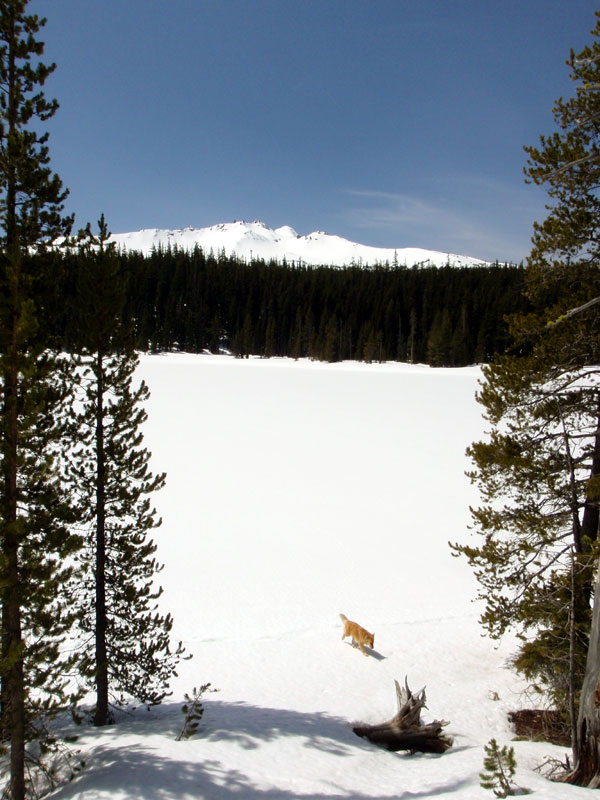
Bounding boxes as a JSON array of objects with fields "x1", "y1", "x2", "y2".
[{"x1": 353, "y1": 678, "x2": 453, "y2": 754}]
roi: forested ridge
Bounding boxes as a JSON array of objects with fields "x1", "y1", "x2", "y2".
[{"x1": 56, "y1": 247, "x2": 526, "y2": 366}]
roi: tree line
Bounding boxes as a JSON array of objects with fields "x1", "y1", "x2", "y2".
[{"x1": 53, "y1": 247, "x2": 526, "y2": 367}]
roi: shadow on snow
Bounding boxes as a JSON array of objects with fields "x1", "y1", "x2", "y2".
[{"x1": 47, "y1": 699, "x2": 471, "y2": 799}]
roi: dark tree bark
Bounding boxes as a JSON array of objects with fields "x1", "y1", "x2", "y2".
[
  {"x1": 93, "y1": 347, "x2": 109, "y2": 727},
  {"x1": 565, "y1": 411, "x2": 600, "y2": 786},
  {"x1": 565, "y1": 558, "x2": 600, "y2": 786},
  {"x1": 0, "y1": 5, "x2": 73, "y2": 795}
]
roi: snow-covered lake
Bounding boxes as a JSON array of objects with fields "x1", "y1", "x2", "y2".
[{"x1": 49, "y1": 354, "x2": 584, "y2": 799}]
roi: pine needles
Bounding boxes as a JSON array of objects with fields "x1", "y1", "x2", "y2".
[
  {"x1": 480, "y1": 739, "x2": 530, "y2": 797},
  {"x1": 175, "y1": 684, "x2": 212, "y2": 741}
]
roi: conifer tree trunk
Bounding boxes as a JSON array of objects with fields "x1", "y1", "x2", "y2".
[
  {"x1": 568, "y1": 556, "x2": 600, "y2": 786},
  {"x1": 3, "y1": 341, "x2": 25, "y2": 798},
  {"x1": 2, "y1": 16, "x2": 27, "y2": 790},
  {"x1": 0, "y1": 4, "x2": 76, "y2": 795},
  {"x1": 580, "y1": 404, "x2": 600, "y2": 542},
  {"x1": 566, "y1": 411, "x2": 600, "y2": 785},
  {"x1": 94, "y1": 349, "x2": 109, "y2": 726},
  {"x1": 569, "y1": 549, "x2": 579, "y2": 762}
]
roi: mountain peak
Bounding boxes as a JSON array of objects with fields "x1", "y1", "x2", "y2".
[{"x1": 108, "y1": 221, "x2": 489, "y2": 268}]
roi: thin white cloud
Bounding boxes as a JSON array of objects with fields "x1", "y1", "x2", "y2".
[
  {"x1": 344, "y1": 190, "x2": 458, "y2": 228},
  {"x1": 339, "y1": 186, "x2": 540, "y2": 262}
]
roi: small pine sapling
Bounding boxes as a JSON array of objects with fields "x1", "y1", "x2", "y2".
[
  {"x1": 480, "y1": 738, "x2": 529, "y2": 797},
  {"x1": 176, "y1": 684, "x2": 211, "y2": 741}
]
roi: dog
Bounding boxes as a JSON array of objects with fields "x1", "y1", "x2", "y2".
[{"x1": 339, "y1": 613, "x2": 374, "y2": 656}]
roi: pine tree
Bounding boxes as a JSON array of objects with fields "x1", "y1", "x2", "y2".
[
  {"x1": 522, "y1": 14, "x2": 600, "y2": 784},
  {"x1": 479, "y1": 739, "x2": 522, "y2": 798},
  {"x1": 407, "y1": 308, "x2": 417, "y2": 363},
  {"x1": 453, "y1": 9, "x2": 600, "y2": 778},
  {"x1": 452, "y1": 315, "x2": 600, "y2": 744},
  {"x1": 289, "y1": 308, "x2": 303, "y2": 360},
  {"x1": 263, "y1": 316, "x2": 277, "y2": 358},
  {"x1": 66, "y1": 218, "x2": 185, "y2": 727},
  {"x1": 450, "y1": 303, "x2": 472, "y2": 366},
  {"x1": 426, "y1": 309, "x2": 452, "y2": 366},
  {"x1": 321, "y1": 313, "x2": 339, "y2": 362},
  {"x1": 0, "y1": 3, "x2": 78, "y2": 797}
]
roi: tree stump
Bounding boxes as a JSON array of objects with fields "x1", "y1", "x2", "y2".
[{"x1": 353, "y1": 678, "x2": 453, "y2": 754}]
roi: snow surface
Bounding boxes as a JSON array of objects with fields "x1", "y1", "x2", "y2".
[
  {"x1": 47, "y1": 354, "x2": 585, "y2": 799},
  {"x1": 108, "y1": 220, "x2": 489, "y2": 268}
]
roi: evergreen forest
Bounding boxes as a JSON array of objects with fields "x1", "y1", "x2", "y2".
[{"x1": 55, "y1": 248, "x2": 526, "y2": 367}]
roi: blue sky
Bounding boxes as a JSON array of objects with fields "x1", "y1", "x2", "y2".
[{"x1": 31, "y1": 0, "x2": 598, "y2": 262}]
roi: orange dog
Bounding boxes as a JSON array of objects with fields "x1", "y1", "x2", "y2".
[{"x1": 340, "y1": 613, "x2": 374, "y2": 656}]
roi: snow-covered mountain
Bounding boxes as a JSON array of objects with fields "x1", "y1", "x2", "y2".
[{"x1": 108, "y1": 219, "x2": 489, "y2": 268}]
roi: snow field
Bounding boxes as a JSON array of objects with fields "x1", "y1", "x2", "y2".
[{"x1": 48, "y1": 354, "x2": 587, "y2": 799}]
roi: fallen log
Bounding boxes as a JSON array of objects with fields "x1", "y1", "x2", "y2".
[{"x1": 353, "y1": 677, "x2": 453, "y2": 754}]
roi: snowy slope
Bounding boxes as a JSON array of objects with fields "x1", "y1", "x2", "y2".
[
  {"x1": 45, "y1": 355, "x2": 583, "y2": 800},
  {"x1": 109, "y1": 219, "x2": 489, "y2": 268}
]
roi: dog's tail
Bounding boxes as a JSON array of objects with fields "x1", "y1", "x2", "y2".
[{"x1": 339, "y1": 613, "x2": 348, "y2": 623}]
